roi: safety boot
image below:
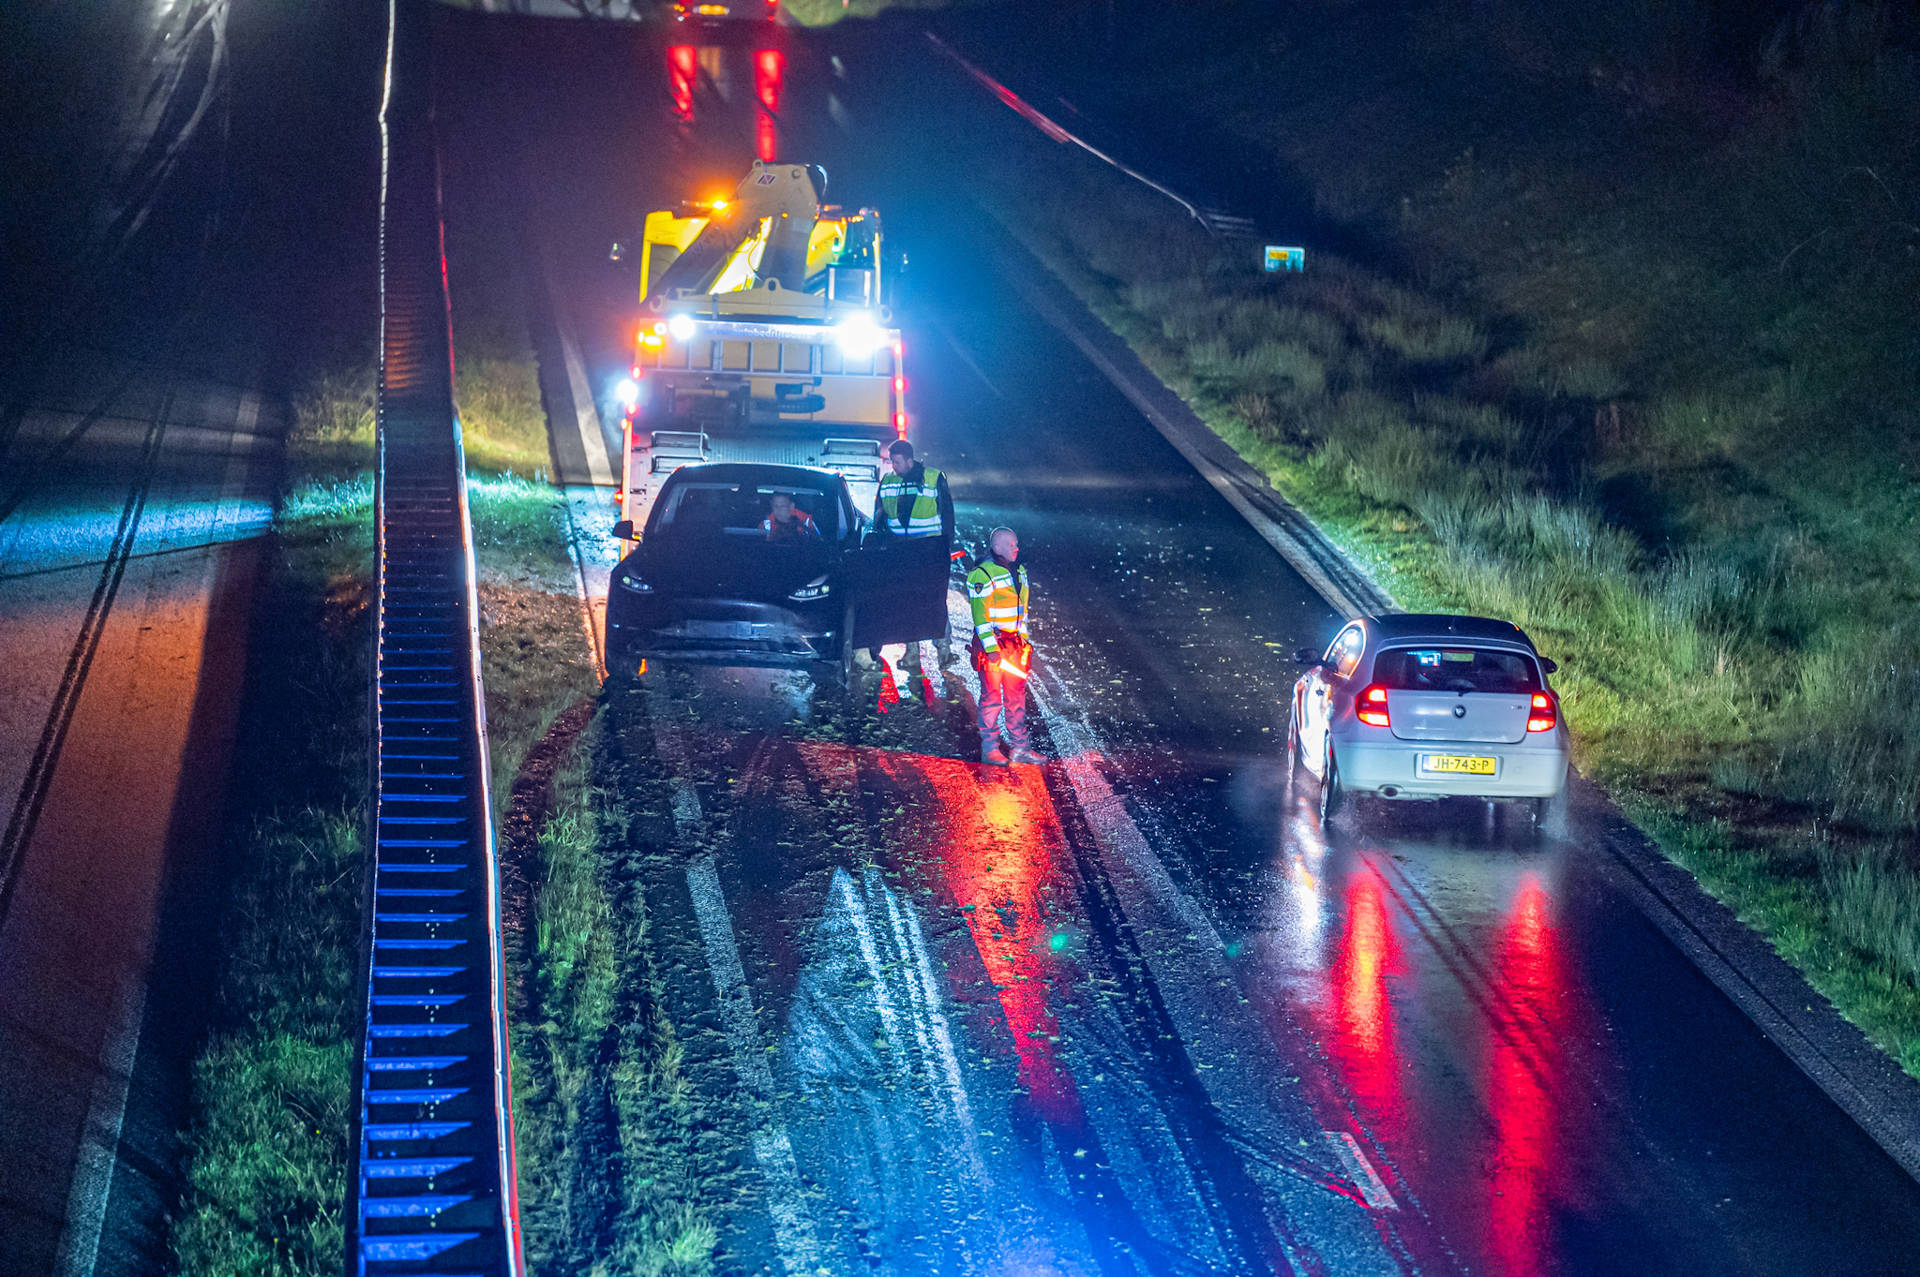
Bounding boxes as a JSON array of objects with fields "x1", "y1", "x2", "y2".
[
  {"x1": 980, "y1": 743, "x2": 1010, "y2": 766},
  {"x1": 1008, "y1": 746, "x2": 1047, "y2": 766}
]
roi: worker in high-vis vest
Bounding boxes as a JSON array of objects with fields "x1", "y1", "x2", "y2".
[
  {"x1": 873, "y1": 439, "x2": 954, "y2": 543},
  {"x1": 871, "y1": 439, "x2": 954, "y2": 708},
  {"x1": 966, "y1": 526, "x2": 1044, "y2": 766}
]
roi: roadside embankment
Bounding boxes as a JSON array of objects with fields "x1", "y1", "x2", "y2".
[
  {"x1": 926, "y1": 0, "x2": 1920, "y2": 1076},
  {"x1": 166, "y1": 108, "x2": 605, "y2": 1276}
]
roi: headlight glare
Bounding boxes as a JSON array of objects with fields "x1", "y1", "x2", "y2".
[{"x1": 833, "y1": 314, "x2": 884, "y2": 358}]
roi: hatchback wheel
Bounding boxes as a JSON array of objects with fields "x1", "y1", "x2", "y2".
[
  {"x1": 1530, "y1": 789, "x2": 1567, "y2": 837},
  {"x1": 1319, "y1": 747, "x2": 1345, "y2": 825}
]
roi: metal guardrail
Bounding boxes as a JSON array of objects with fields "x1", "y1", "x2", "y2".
[
  {"x1": 345, "y1": 2, "x2": 524, "y2": 1273},
  {"x1": 925, "y1": 33, "x2": 1258, "y2": 240}
]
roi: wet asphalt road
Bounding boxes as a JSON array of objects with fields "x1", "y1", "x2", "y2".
[
  {"x1": 0, "y1": 4, "x2": 376, "y2": 1271},
  {"x1": 446, "y1": 12, "x2": 1920, "y2": 1273}
]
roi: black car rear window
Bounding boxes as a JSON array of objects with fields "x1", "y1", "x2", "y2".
[
  {"x1": 1371, "y1": 647, "x2": 1539, "y2": 694},
  {"x1": 650, "y1": 481, "x2": 842, "y2": 540}
]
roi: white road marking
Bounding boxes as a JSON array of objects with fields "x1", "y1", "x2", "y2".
[
  {"x1": 537, "y1": 245, "x2": 616, "y2": 487},
  {"x1": 51, "y1": 975, "x2": 146, "y2": 1277},
  {"x1": 1324, "y1": 1130, "x2": 1397, "y2": 1210},
  {"x1": 836, "y1": 867, "x2": 902, "y2": 1052},
  {"x1": 646, "y1": 706, "x2": 704, "y2": 836},
  {"x1": 879, "y1": 870, "x2": 986, "y2": 1179},
  {"x1": 686, "y1": 854, "x2": 823, "y2": 1272},
  {"x1": 796, "y1": 746, "x2": 987, "y2": 1189},
  {"x1": 991, "y1": 245, "x2": 1394, "y2": 618},
  {"x1": 235, "y1": 390, "x2": 260, "y2": 433},
  {"x1": 556, "y1": 485, "x2": 609, "y2": 678},
  {"x1": 1027, "y1": 671, "x2": 1225, "y2": 948},
  {"x1": 48, "y1": 373, "x2": 269, "y2": 1277},
  {"x1": 952, "y1": 610, "x2": 1399, "y2": 1234}
]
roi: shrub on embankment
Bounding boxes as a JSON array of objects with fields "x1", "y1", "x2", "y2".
[{"x1": 952, "y1": 0, "x2": 1920, "y2": 1070}]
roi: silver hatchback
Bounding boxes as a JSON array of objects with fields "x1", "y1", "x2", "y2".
[{"x1": 1288, "y1": 614, "x2": 1570, "y2": 823}]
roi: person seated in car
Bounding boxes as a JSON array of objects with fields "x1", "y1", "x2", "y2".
[{"x1": 762, "y1": 491, "x2": 820, "y2": 541}]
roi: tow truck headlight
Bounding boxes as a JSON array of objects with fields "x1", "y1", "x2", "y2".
[
  {"x1": 833, "y1": 314, "x2": 884, "y2": 358},
  {"x1": 789, "y1": 574, "x2": 832, "y2": 601},
  {"x1": 618, "y1": 573, "x2": 654, "y2": 594},
  {"x1": 666, "y1": 313, "x2": 697, "y2": 342},
  {"x1": 615, "y1": 377, "x2": 640, "y2": 407}
]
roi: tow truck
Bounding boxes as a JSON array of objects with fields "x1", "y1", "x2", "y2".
[
  {"x1": 611, "y1": 160, "x2": 904, "y2": 546},
  {"x1": 607, "y1": 162, "x2": 948, "y2": 676}
]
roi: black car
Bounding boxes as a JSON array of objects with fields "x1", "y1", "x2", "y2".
[{"x1": 605, "y1": 463, "x2": 949, "y2": 679}]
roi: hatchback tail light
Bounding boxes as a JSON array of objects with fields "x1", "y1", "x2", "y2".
[
  {"x1": 1526, "y1": 691, "x2": 1557, "y2": 733},
  {"x1": 1356, "y1": 684, "x2": 1391, "y2": 728}
]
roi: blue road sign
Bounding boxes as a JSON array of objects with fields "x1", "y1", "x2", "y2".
[{"x1": 1264, "y1": 245, "x2": 1305, "y2": 273}]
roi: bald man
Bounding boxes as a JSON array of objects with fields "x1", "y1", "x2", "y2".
[{"x1": 965, "y1": 526, "x2": 1043, "y2": 765}]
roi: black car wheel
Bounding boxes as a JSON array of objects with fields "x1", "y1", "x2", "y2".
[
  {"x1": 1319, "y1": 746, "x2": 1345, "y2": 825},
  {"x1": 813, "y1": 600, "x2": 857, "y2": 689}
]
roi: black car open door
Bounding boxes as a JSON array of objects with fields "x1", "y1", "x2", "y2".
[{"x1": 849, "y1": 537, "x2": 951, "y2": 650}]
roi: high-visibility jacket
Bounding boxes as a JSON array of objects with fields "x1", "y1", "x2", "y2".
[
  {"x1": 965, "y1": 558, "x2": 1028, "y2": 654},
  {"x1": 876, "y1": 465, "x2": 946, "y2": 539},
  {"x1": 762, "y1": 508, "x2": 819, "y2": 539}
]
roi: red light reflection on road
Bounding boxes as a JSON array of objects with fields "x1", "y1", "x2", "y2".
[
  {"x1": 870, "y1": 753, "x2": 1079, "y2": 1123},
  {"x1": 668, "y1": 44, "x2": 697, "y2": 122},
  {"x1": 1487, "y1": 877, "x2": 1564, "y2": 1274},
  {"x1": 1327, "y1": 870, "x2": 1406, "y2": 1145},
  {"x1": 752, "y1": 48, "x2": 783, "y2": 162}
]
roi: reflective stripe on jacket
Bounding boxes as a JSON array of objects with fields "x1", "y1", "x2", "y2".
[
  {"x1": 877, "y1": 465, "x2": 945, "y2": 538},
  {"x1": 965, "y1": 558, "x2": 1028, "y2": 652},
  {"x1": 761, "y1": 509, "x2": 818, "y2": 538}
]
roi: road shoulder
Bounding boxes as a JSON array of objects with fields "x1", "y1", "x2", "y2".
[{"x1": 984, "y1": 210, "x2": 1920, "y2": 1185}]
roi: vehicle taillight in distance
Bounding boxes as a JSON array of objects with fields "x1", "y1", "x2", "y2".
[
  {"x1": 754, "y1": 49, "x2": 784, "y2": 162},
  {"x1": 1526, "y1": 691, "x2": 1556, "y2": 733},
  {"x1": 1356, "y1": 685, "x2": 1390, "y2": 728},
  {"x1": 668, "y1": 45, "x2": 696, "y2": 122}
]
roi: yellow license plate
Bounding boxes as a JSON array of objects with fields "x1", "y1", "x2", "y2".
[{"x1": 1424, "y1": 754, "x2": 1496, "y2": 775}]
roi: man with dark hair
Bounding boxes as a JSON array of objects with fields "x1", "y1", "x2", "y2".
[
  {"x1": 762, "y1": 491, "x2": 820, "y2": 540},
  {"x1": 870, "y1": 439, "x2": 954, "y2": 707},
  {"x1": 872, "y1": 439, "x2": 954, "y2": 544}
]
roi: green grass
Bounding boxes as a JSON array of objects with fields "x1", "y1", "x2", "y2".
[
  {"x1": 954, "y1": 0, "x2": 1920, "y2": 1073},
  {"x1": 167, "y1": 460, "x2": 373, "y2": 1276},
  {"x1": 169, "y1": 363, "x2": 593, "y2": 1276},
  {"x1": 461, "y1": 355, "x2": 551, "y2": 478},
  {"x1": 781, "y1": 0, "x2": 954, "y2": 28},
  {"x1": 506, "y1": 714, "x2": 718, "y2": 1276}
]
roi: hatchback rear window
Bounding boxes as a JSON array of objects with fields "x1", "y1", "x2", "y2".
[{"x1": 1371, "y1": 647, "x2": 1539, "y2": 694}]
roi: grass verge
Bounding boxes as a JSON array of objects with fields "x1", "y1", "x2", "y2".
[
  {"x1": 782, "y1": 0, "x2": 972, "y2": 27},
  {"x1": 167, "y1": 298, "x2": 599, "y2": 1277},
  {"x1": 500, "y1": 702, "x2": 718, "y2": 1275},
  {"x1": 946, "y1": 2, "x2": 1920, "y2": 1074},
  {"x1": 164, "y1": 468, "x2": 372, "y2": 1275}
]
